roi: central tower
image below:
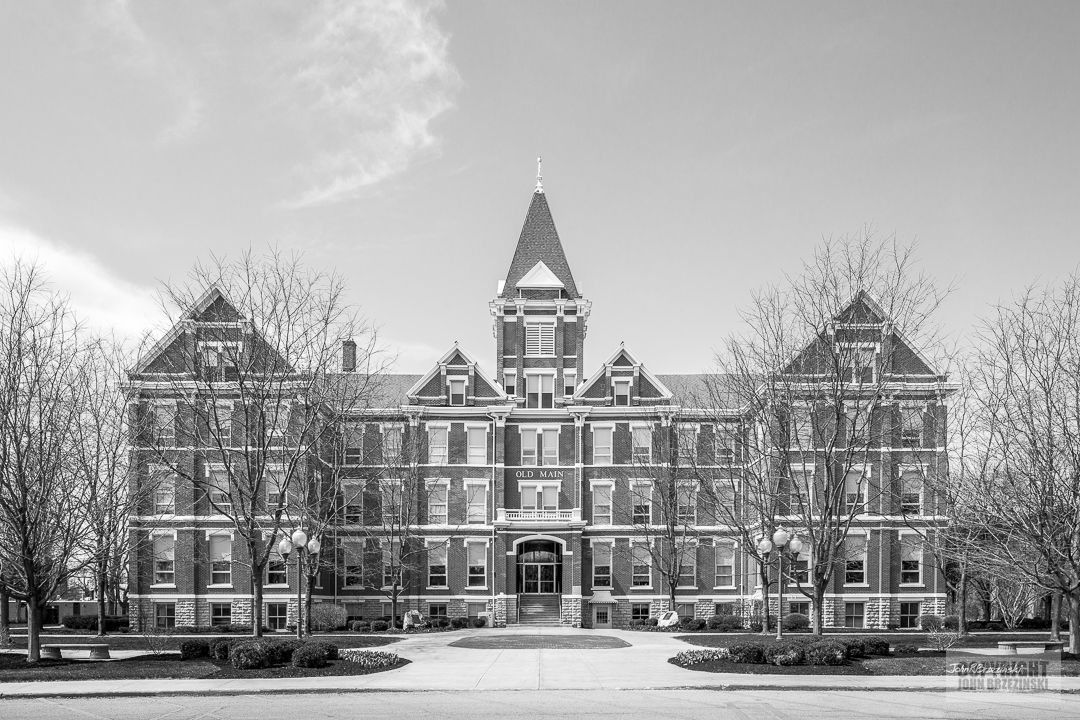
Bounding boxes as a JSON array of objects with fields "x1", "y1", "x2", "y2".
[{"x1": 490, "y1": 173, "x2": 591, "y2": 408}]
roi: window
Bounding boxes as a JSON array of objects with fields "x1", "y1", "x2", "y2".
[
  {"x1": 427, "y1": 483, "x2": 448, "y2": 524},
  {"x1": 266, "y1": 603, "x2": 288, "y2": 630},
  {"x1": 521, "y1": 484, "x2": 558, "y2": 511},
  {"x1": 267, "y1": 552, "x2": 287, "y2": 585},
  {"x1": 788, "y1": 407, "x2": 813, "y2": 448},
  {"x1": 563, "y1": 371, "x2": 576, "y2": 397},
  {"x1": 152, "y1": 403, "x2": 176, "y2": 447},
  {"x1": 382, "y1": 543, "x2": 399, "y2": 588},
  {"x1": 842, "y1": 345, "x2": 876, "y2": 384},
  {"x1": 268, "y1": 403, "x2": 290, "y2": 444},
  {"x1": 900, "y1": 407, "x2": 924, "y2": 448},
  {"x1": 900, "y1": 471, "x2": 922, "y2": 514},
  {"x1": 592, "y1": 484, "x2": 613, "y2": 525},
  {"x1": 592, "y1": 543, "x2": 612, "y2": 587},
  {"x1": 525, "y1": 374, "x2": 555, "y2": 408},
  {"x1": 899, "y1": 601, "x2": 921, "y2": 629},
  {"x1": 788, "y1": 468, "x2": 812, "y2": 514},
  {"x1": 466, "y1": 484, "x2": 488, "y2": 523},
  {"x1": 678, "y1": 545, "x2": 696, "y2": 587},
  {"x1": 343, "y1": 541, "x2": 364, "y2": 587},
  {"x1": 613, "y1": 380, "x2": 630, "y2": 406},
  {"x1": 714, "y1": 479, "x2": 739, "y2": 518},
  {"x1": 714, "y1": 424, "x2": 736, "y2": 464},
  {"x1": 632, "y1": 542, "x2": 651, "y2": 586},
  {"x1": 631, "y1": 483, "x2": 652, "y2": 524},
  {"x1": 153, "y1": 473, "x2": 175, "y2": 515},
  {"x1": 467, "y1": 542, "x2": 487, "y2": 587},
  {"x1": 844, "y1": 602, "x2": 865, "y2": 628},
  {"x1": 266, "y1": 469, "x2": 285, "y2": 509},
  {"x1": 428, "y1": 603, "x2": 448, "y2": 619},
  {"x1": 714, "y1": 543, "x2": 735, "y2": 587},
  {"x1": 676, "y1": 482, "x2": 697, "y2": 524},
  {"x1": 714, "y1": 601, "x2": 737, "y2": 617},
  {"x1": 525, "y1": 322, "x2": 555, "y2": 356},
  {"x1": 789, "y1": 601, "x2": 810, "y2": 617},
  {"x1": 208, "y1": 469, "x2": 231, "y2": 512},
  {"x1": 427, "y1": 426, "x2": 448, "y2": 464},
  {"x1": 382, "y1": 424, "x2": 403, "y2": 463},
  {"x1": 792, "y1": 545, "x2": 810, "y2": 584},
  {"x1": 504, "y1": 371, "x2": 517, "y2": 397},
  {"x1": 844, "y1": 469, "x2": 866, "y2": 513},
  {"x1": 449, "y1": 378, "x2": 466, "y2": 406},
  {"x1": 155, "y1": 603, "x2": 175, "y2": 630},
  {"x1": 342, "y1": 482, "x2": 363, "y2": 524},
  {"x1": 844, "y1": 534, "x2": 867, "y2": 585},
  {"x1": 343, "y1": 424, "x2": 364, "y2": 464},
  {"x1": 210, "y1": 602, "x2": 232, "y2": 627},
  {"x1": 521, "y1": 427, "x2": 559, "y2": 466},
  {"x1": 209, "y1": 534, "x2": 232, "y2": 585},
  {"x1": 631, "y1": 603, "x2": 651, "y2": 622},
  {"x1": 631, "y1": 425, "x2": 652, "y2": 464},
  {"x1": 428, "y1": 544, "x2": 447, "y2": 587},
  {"x1": 901, "y1": 538, "x2": 922, "y2": 584},
  {"x1": 677, "y1": 603, "x2": 696, "y2": 619},
  {"x1": 467, "y1": 426, "x2": 487, "y2": 465},
  {"x1": 379, "y1": 480, "x2": 401, "y2": 525},
  {"x1": 676, "y1": 423, "x2": 698, "y2": 465},
  {"x1": 467, "y1": 602, "x2": 486, "y2": 619},
  {"x1": 211, "y1": 402, "x2": 233, "y2": 446},
  {"x1": 592, "y1": 426, "x2": 613, "y2": 465},
  {"x1": 153, "y1": 535, "x2": 175, "y2": 585}
]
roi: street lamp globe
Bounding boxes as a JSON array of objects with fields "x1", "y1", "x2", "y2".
[
  {"x1": 291, "y1": 529, "x2": 309, "y2": 549},
  {"x1": 772, "y1": 528, "x2": 790, "y2": 548},
  {"x1": 788, "y1": 536, "x2": 804, "y2": 554},
  {"x1": 278, "y1": 538, "x2": 294, "y2": 556},
  {"x1": 307, "y1": 538, "x2": 321, "y2": 555},
  {"x1": 757, "y1": 537, "x2": 774, "y2": 554}
]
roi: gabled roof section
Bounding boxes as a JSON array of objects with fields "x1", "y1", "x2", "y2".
[
  {"x1": 131, "y1": 286, "x2": 243, "y2": 374},
  {"x1": 404, "y1": 343, "x2": 508, "y2": 402},
  {"x1": 517, "y1": 261, "x2": 565, "y2": 290},
  {"x1": 574, "y1": 344, "x2": 674, "y2": 402},
  {"x1": 500, "y1": 191, "x2": 580, "y2": 299}
]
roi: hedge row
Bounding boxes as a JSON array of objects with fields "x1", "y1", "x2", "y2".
[
  {"x1": 675, "y1": 636, "x2": 894, "y2": 668},
  {"x1": 61, "y1": 615, "x2": 128, "y2": 631},
  {"x1": 178, "y1": 638, "x2": 342, "y2": 669}
]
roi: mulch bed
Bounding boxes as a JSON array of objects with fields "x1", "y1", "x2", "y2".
[
  {"x1": 3, "y1": 634, "x2": 400, "y2": 653},
  {"x1": 449, "y1": 635, "x2": 630, "y2": 650},
  {"x1": 669, "y1": 654, "x2": 948, "y2": 676},
  {"x1": 0, "y1": 651, "x2": 409, "y2": 682},
  {"x1": 674, "y1": 633, "x2": 1059, "y2": 650}
]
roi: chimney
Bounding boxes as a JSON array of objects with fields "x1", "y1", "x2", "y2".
[{"x1": 341, "y1": 339, "x2": 357, "y2": 372}]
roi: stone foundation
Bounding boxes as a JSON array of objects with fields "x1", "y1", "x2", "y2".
[{"x1": 560, "y1": 597, "x2": 582, "y2": 627}]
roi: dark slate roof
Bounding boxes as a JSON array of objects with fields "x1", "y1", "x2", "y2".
[
  {"x1": 655, "y1": 374, "x2": 746, "y2": 410},
  {"x1": 500, "y1": 191, "x2": 580, "y2": 299},
  {"x1": 331, "y1": 373, "x2": 423, "y2": 409}
]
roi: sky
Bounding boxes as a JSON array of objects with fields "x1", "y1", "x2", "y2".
[{"x1": 0, "y1": 1, "x2": 1078, "y2": 375}]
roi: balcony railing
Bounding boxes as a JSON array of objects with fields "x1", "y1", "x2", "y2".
[{"x1": 498, "y1": 508, "x2": 581, "y2": 522}]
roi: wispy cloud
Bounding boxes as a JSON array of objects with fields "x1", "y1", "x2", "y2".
[
  {"x1": 0, "y1": 224, "x2": 163, "y2": 341},
  {"x1": 285, "y1": 0, "x2": 461, "y2": 208}
]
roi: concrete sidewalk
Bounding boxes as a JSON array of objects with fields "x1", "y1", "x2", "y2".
[{"x1": 2, "y1": 627, "x2": 1077, "y2": 698}]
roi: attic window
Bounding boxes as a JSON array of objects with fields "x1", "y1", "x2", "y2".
[
  {"x1": 449, "y1": 379, "x2": 466, "y2": 406},
  {"x1": 525, "y1": 322, "x2": 555, "y2": 356},
  {"x1": 613, "y1": 380, "x2": 631, "y2": 407}
]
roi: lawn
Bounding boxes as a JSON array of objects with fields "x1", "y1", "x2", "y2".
[{"x1": 3, "y1": 633, "x2": 400, "y2": 653}]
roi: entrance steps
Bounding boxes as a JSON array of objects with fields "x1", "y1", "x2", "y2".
[{"x1": 517, "y1": 595, "x2": 561, "y2": 626}]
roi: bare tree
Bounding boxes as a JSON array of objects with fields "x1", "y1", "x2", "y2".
[
  {"x1": 717, "y1": 232, "x2": 949, "y2": 635},
  {"x1": 0, "y1": 259, "x2": 97, "y2": 661},
  {"x1": 135, "y1": 248, "x2": 378, "y2": 637}
]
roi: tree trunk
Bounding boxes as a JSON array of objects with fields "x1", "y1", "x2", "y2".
[
  {"x1": 1068, "y1": 593, "x2": 1080, "y2": 656},
  {"x1": 1050, "y1": 592, "x2": 1061, "y2": 641},
  {"x1": 96, "y1": 559, "x2": 108, "y2": 637},
  {"x1": 391, "y1": 584, "x2": 400, "y2": 628},
  {"x1": 812, "y1": 586, "x2": 825, "y2": 636},
  {"x1": 0, "y1": 583, "x2": 9, "y2": 638},
  {"x1": 957, "y1": 567, "x2": 969, "y2": 637},
  {"x1": 305, "y1": 574, "x2": 315, "y2": 635},
  {"x1": 26, "y1": 600, "x2": 41, "y2": 663},
  {"x1": 251, "y1": 571, "x2": 264, "y2": 638},
  {"x1": 758, "y1": 561, "x2": 771, "y2": 635}
]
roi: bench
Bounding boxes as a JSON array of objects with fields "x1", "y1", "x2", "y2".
[
  {"x1": 997, "y1": 640, "x2": 1065, "y2": 654},
  {"x1": 40, "y1": 643, "x2": 111, "y2": 660}
]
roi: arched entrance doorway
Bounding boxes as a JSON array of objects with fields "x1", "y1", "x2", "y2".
[{"x1": 516, "y1": 539, "x2": 562, "y2": 594}]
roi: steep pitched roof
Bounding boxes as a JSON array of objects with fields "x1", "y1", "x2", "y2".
[
  {"x1": 500, "y1": 191, "x2": 580, "y2": 299},
  {"x1": 404, "y1": 343, "x2": 507, "y2": 403}
]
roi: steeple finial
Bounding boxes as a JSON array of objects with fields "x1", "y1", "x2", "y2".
[{"x1": 535, "y1": 155, "x2": 544, "y2": 193}]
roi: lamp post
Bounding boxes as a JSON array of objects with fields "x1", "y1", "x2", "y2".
[
  {"x1": 758, "y1": 527, "x2": 803, "y2": 640},
  {"x1": 278, "y1": 529, "x2": 321, "y2": 639}
]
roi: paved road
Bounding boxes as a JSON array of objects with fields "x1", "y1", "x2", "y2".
[{"x1": 2, "y1": 689, "x2": 1077, "y2": 720}]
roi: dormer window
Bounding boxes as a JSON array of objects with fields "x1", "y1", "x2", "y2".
[
  {"x1": 504, "y1": 371, "x2": 516, "y2": 397},
  {"x1": 563, "y1": 371, "x2": 576, "y2": 397},
  {"x1": 449, "y1": 379, "x2": 466, "y2": 406},
  {"x1": 613, "y1": 380, "x2": 631, "y2": 407}
]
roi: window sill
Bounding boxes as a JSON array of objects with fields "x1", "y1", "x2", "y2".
[
  {"x1": 843, "y1": 583, "x2": 870, "y2": 588},
  {"x1": 426, "y1": 586, "x2": 449, "y2": 591},
  {"x1": 264, "y1": 584, "x2": 289, "y2": 589},
  {"x1": 630, "y1": 585, "x2": 653, "y2": 590},
  {"x1": 712, "y1": 586, "x2": 736, "y2": 591},
  {"x1": 899, "y1": 583, "x2": 925, "y2": 588},
  {"x1": 466, "y1": 586, "x2": 489, "y2": 591},
  {"x1": 150, "y1": 584, "x2": 176, "y2": 589},
  {"x1": 676, "y1": 586, "x2": 698, "y2": 590},
  {"x1": 207, "y1": 584, "x2": 233, "y2": 589},
  {"x1": 592, "y1": 585, "x2": 613, "y2": 590}
]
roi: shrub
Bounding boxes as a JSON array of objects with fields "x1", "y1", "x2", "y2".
[
  {"x1": 765, "y1": 640, "x2": 806, "y2": 666},
  {"x1": 748, "y1": 618, "x2": 776, "y2": 633},
  {"x1": 678, "y1": 616, "x2": 696, "y2": 629},
  {"x1": 292, "y1": 643, "x2": 329, "y2": 668},
  {"x1": 919, "y1": 614, "x2": 942, "y2": 632},
  {"x1": 372, "y1": 620, "x2": 390, "y2": 632},
  {"x1": 707, "y1": 614, "x2": 743, "y2": 631},
  {"x1": 1018, "y1": 617, "x2": 1049, "y2": 630},
  {"x1": 267, "y1": 639, "x2": 306, "y2": 664},
  {"x1": 840, "y1": 638, "x2": 866, "y2": 659},
  {"x1": 310, "y1": 604, "x2": 349, "y2": 632},
  {"x1": 179, "y1": 640, "x2": 210, "y2": 660},
  {"x1": 927, "y1": 628, "x2": 962, "y2": 652},
  {"x1": 893, "y1": 643, "x2": 920, "y2": 655},
  {"x1": 349, "y1": 620, "x2": 370, "y2": 632},
  {"x1": 646, "y1": 617, "x2": 659, "y2": 627},
  {"x1": 225, "y1": 624, "x2": 252, "y2": 634},
  {"x1": 307, "y1": 641, "x2": 339, "y2": 660},
  {"x1": 675, "y1": 648, "x2": 730, "y2": 665},
  {"x1": 173, "y1": 625, "x2": 200, "y2": 635},
  {"x1": 781, "y1": 613, "x2": 810, "y2": 632},
  {"x1": 726, "y1": 640, "x2": 768, "y2": 664},
  {"x1": 690, "y1": 618, "x2": 707, "y2": 631},
  {"x1": 470, "y1": 616, "x2": 487, "y2": 629},
  {"x1": 209, "y1": 638, "x2": 233, "y2": 662},
  {"x1": 862, "y1": 636, "x2": 891, "y2": 656},
  {"x1": 62, "y1": 615, "x2": 129, "y2": 631},
  {"x1": 942, "y1": 615, "x2": 960, "y2": 631},
  {"x1": 629, "y1": 619, "x2": 645, "y2": 628},
  {"x1": 230, "y1": 641, "x2": 270, "y2": 670},
  {"x1": 806, "y1": 640, "x2": 847, "y2": 666},
  {"x1": 339, "y1": 649, "x2": 399, "y2": 669},
  {"x1": 450, "y1": 617, "x2": 469, "y2": 629}
]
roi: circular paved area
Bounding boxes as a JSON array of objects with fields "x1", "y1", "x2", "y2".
[{"x1": 448, "y1": 634, "x2": 630, "y2": 650}]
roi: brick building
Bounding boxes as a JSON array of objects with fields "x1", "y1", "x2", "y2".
[{"x1": 127, "y1": 180, "x2": 951, "y2": 631}]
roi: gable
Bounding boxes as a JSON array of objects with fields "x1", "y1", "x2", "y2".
[{"x1": 517, "y1": 261, "x2": 565, "y2": 290}]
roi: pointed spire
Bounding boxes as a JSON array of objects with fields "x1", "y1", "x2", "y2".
[
  {"x1": 535, "y1": 154, "x2": 544, "y2": 194},
  {"x1": 500, "y1": 189, "x2": 580, "y2": 299}
]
